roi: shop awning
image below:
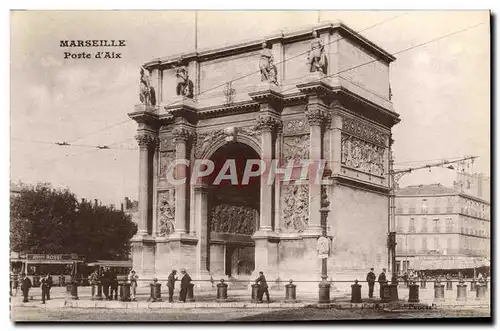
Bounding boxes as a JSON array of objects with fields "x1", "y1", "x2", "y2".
[
  {"x1": 411, "y1": 257, "x2": 490, "y2": 271},
  {"x1": 87, "y1": 260, "x2": 132, "y2": 268}
]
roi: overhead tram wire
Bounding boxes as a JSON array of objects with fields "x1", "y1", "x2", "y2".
[
  {"x1": 44, "y1": 13, "x2": 410, "y2": 146},
  {"x1": 31, "y1": 20, "x2": 484, "y2": 165},
  {"x1": 11, "y1": 138, "x2": 135, "y2": 151}
]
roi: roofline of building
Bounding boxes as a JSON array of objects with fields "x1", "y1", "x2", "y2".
[
  {"x1": 395, "y1": 191, "x2": 490, "y2": 205},
  {"x1": 143, "y1": 20, "x2": 396, "y2": 70}
]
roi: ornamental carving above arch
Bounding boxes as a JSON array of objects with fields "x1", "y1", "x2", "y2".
[{"x1": 194, "y1": 126, "x2": 261, "y2": 159}]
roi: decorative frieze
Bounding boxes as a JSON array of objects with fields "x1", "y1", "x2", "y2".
[
  {"x1": 282, "y1": 118, "x2": 309, "y2": 135},
  {"x1": 209, "y1": 204, "x2": 256, "y2": 235},
  {"x1": 157, "y1": 190, "x2": 175, "y2": 236},
  {"x1": 281, "y1": 184, "x2": 309, "y2": 232},
  {"x1": 341, "y1": 134, "x2": 386, "y2": 177},
  {"x1": 283, "y1": 135, "x2": 310, "y2": 162},
  {"x1": 159, "y1": 137, "x2": 175, "y2": 151},
  {"x1": 342, "y1": 116, "x2": 388, "y2": 146}
]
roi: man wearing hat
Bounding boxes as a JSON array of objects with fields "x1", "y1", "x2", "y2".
[
  {"x1": 166, "y1": 269, "x2": 178, "y2": 303},
  {"x1": 20, "y1": 273, "x2": 32, "y2": 303},
  {"x1": 255, "y1": 271, "x2": 270, "y2": 303},
  {"x1": 179, "y1": 268, "x2": 192, "y2": 302},
  {"x1": 366, "y1": 268, "x2": 376, "y2": 299},
  {"x1": 128, "y1": 270, "x2": 139, "y2": 301},
  {"x1": 378, "y1": 268, "x2": 387, "y2": 299}
]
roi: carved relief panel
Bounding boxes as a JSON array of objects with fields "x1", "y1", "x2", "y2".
[
  {"x1": 283, "y1": 135, "x2": 310, "y2": 163},
  {"x1": 280, "y1": 184, "x2": 309, "y2": 232},
  {"x1": 341, "y1": 134, "x2": 385, "y2": 177},
  {"x1": 159, "y1": 151, "x2": 176, "y2": 179},
  {"x1": 209, "y1": 204, "x2": 257, "y2": 235},
  {"x1": 157, "y1": 190, "x2": 175, "y2": 236}
]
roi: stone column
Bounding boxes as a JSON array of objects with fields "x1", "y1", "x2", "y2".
[
  {"x1": 256, "y1": 115, "x2": 279, "y2": 232},
  {"x1": 195, "y1": 185, "x2": 211, "y2": 281},
  {"x1": 304, "y1": 102, "x2": 327, "y2": 235},
  {"x1": 172, "y1": 128, "x2": 191, "y2": 235},
  {"x1": 135, "y1": 133, "x2": 156, "y2": 236}
]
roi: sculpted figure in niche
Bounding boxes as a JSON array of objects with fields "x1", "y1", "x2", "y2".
[
  {"x1": 307, "y1": 30, "x2": 327, "y2": 74},
  {"x1": 139, "y1": 67, "x2": 156, "y2": 106},
  {"x1": 259, "y1": 41, "x2": 278, "y2": 85},
  {"x1": 175, "y1": 59, "x2": 194, "y2": 98}
]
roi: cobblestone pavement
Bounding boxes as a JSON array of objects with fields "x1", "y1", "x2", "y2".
[{"x1": 11, "y1": 306, "x2": 491, "y2": 322}]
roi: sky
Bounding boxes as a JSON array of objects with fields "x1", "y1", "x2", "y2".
[{"x1": 10, "y1": 10, "x2": 490, "y2": 206}]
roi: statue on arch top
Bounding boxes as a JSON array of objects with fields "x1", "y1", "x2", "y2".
[
  {"x1": 307, "y1": 30, "x2": 327, "y2": 75},
  {"x1": 175, "y1": 59, "x2": 194, "y2": 98},
  {"x1": 139, "y1": 67, "x2": 156, "y2": 106},
  {"x1": 259, "y1": 41, "x2": 278, "y2": 85}
]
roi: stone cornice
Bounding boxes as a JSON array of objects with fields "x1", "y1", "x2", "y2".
[{"x1": 143, "y1": 21, "x2": 395, "y2": 70}]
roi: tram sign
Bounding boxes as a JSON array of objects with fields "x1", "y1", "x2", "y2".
[{"x1": 24, "y1": 254, "x2": 79, "y2": 261}]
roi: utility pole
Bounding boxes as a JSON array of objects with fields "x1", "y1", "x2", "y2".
[{"x1": 388, "y1": 155, "x2": 478, "y2": 276}]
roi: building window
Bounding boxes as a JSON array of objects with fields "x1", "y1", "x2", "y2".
[
  {"x1": 434, "y1": 237, "x2": 440, "y2": 251},
  {"x1": 446, "y1": 217, "x2": 453, "y2": 232},
  {"x1": 421, "y1": 237, "x2": 428, "y2": 251},
  {"x1": 409, "y1": 218, "x2": 416, "y2": 233},
  {"x1": 421, "y1": 199, "x2": 428, "y2": 214},
  {"x1": 433, "y1": 218, "x2": 440, "y2": 233},
  {"x1": 421, "y1": 218, "x2": 428, "y2": 232},
  {"x1": 446, "y1": 238, "x2": 452, "y2": 254}
]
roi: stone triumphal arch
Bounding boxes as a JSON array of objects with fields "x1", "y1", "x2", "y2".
[{"x1": 129, "y1": 21, "x2": 400, "y2": 287}]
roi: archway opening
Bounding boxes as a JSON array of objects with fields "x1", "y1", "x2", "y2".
[{"x1": 206, "y1": 142, "x2": 260, "y2": 280}]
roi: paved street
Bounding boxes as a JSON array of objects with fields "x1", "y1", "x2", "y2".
[{"x1": 11, "y1": 306, "x2": 490, "y2": 322}]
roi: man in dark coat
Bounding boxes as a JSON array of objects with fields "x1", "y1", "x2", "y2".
[
  {"x1": 255, "y1": 271, "x2": 270, "y2": 303},
  {"x1": 378, "y1": 268, "x2": 387, "y2": 299},
  {"x1": 40, "y1": 274, "x2": 50, "y2": 304},
  {"x1": 179, "y1": 268, "x2": 191, "y2": 302},
  {"x1": 109, "y1": 269, "x2": 119, "y2": 300},
  {"x1": 101, "y1": 267, "x2": 111, "y2": 300},
  {"x1": 20, "y1": 273, "x2": 32, "y2": 303},
  {"x1": 46, "y1": 274, "x2": 53, "y2": 300},
  {"x1": 366, "y1": 268, "x2": 376, "y2": 298},
  {"x1": 166, "y1": 270, "x2": 177, "y2": 303}
]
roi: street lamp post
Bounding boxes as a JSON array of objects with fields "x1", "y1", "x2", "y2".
[{"x1": 318, "y1": 187, "x2": 330, "y2": 304}]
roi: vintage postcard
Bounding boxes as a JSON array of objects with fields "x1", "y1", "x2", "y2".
[{"x1": 9, "y1": 10, "x2": 491, "y2": 322}]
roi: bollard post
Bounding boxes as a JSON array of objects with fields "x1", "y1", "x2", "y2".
[
  {"x1": 318, "y1": 281, "x2": 331, "y2": 304},
  {"x1": 251, "y1": 283, "x2": 260, "y2": 303},
  {"x1": 70, "y1": 280, "x2": 79, "y2": 300},
  {"x1": 476, "y1": 284, "x2": 487, "y2": 300},
  {"x1": 154, "y1": 283, "x2": 162, "y2": 302},
  {"x1": 388, "y1": 284, "x2": 399, "y2": 302},
  {"x1": 216, "y1": 279, "x2": 229, "y2": 302},
  {"x1": 456, "y1": 279, "x2": 467, "y2": 301},
  {"x1": 285, "y1": 280, "x2": 297, "y2": 303},
  {"x1": 433, "y1": 280, "x2": 445, "y2": 302},
  {"x1": 350, "y1": 280, "x2": 362, "y2": 303},
  {"x1": 408, "y1": 283, "x2": 420, "y2": 303},
  {"x1": 381, "y1": 282, "x2": 391, "y2": 302},
  {"x1": 446, "y1": 279, "x2": 453, "y2": 291},
  {"x1": 470, "y1": 279, "x2": 477, "y2": 292},
  {"x1": 120, "y1": 283, "x2": 131, "y2": 302},
  {"x1": 187, "y1": 283, "x2": 195, "y2": 302},
  {"x1": 91, "y1": 282, "x2": 103, "y2": 300}
]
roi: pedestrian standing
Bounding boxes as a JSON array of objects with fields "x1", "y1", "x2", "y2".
[
  {"x1": 128, "y1": 270, "x2": 139, "y2": 301},
  {"x1": 148, "y1": 278, "x2": 159, "y2": 302},
  {"x1": 179, "y1": 268, "x2": 191, "y2": 302},
  {"x1": 20, "y1": 273, "x2": 31, "y2": 303},
  {"x1": 166, "y1": 269, "x2": 177, "y2": 302},
  {"x1": 378, "y1": 268, "x2": 387, "y2": 299},
  {"x1": 102, "y1": 267, "x2": 111, "y2": 300},
  {"x1": 46, "y1": 273, "x2": 53, "y2": 300},
  {"x1": 12, "y1": 272, "x2": 19, "y2": 296},
  {"x1": 40, "y1": 274, "x2": 50, "y2": 304},
  {"x1": 255, "y1": 271, "x2": 270, "y2": 303},
  {"x1": 110, "y1": 269, "x2": 119, "y2": 300},
  {"x1": 366, "y1": 268, "x2": 376, "y2": 298}
]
